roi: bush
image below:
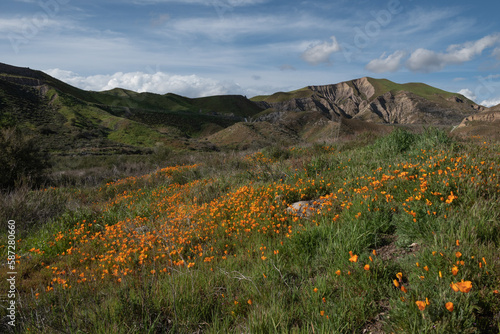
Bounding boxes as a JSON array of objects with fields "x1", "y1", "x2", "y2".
[
  {"x1": 0, "y1": 127, "x2": 51, "y2": 190},
  {"x1": 374, "y1": 128, "x2": 417, "y2": 155}
]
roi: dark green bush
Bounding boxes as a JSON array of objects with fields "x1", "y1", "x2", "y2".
[{"x1": 0, "y1": 127, "x2": 51, "y2": 190}]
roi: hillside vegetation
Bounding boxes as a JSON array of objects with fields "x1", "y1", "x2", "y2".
[{"x1": 1, "y1": 129, "x2": 499, "y2": 333}]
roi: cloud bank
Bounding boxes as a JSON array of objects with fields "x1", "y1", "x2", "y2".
[
  {"x1": 480, "y1": 97, "x2": 500, "y2": 108},
  {"x1": 365, "y1": 34, "x2": 500, "y2": 73},
  {"x1": 457, "y1": 88, "x2": 477, "y2": 101},
  {"x1": 44, "y1": 69, "x2": 242, "y2": 98}
]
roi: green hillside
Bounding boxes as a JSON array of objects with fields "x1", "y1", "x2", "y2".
[
  {"x1": 0, "y1": 63, "x2": 264, "y2": 154},
  {"x1": 366, "y1": 77, "x2": 473, "y2": 103}
]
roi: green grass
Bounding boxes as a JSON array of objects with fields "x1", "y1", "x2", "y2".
[
  {"x1": 1, "y1": 130, "x2": 499, "y2": 333},
  {"x1": 250, "y1": 87, "x2": 314, "y2": 103},
  {"x1": 367, "y1": 77, "x2": 471, "y2": 104}
]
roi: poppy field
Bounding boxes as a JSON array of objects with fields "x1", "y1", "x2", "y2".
[{"x1": 1, "y1": 128, "x2": 500, "y2": 333}]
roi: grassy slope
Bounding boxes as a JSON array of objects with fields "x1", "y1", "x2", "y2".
[
  {"x1": 2, "y1": 129, "x2": 499, "y2": 333},
  {"x1": 366, "y1": 78, "x2": 473, "y2": 104},
  {"x1": 0, "y1": 68, "x2": 265, "y2": 151},
  {"x1": 250, "y1": 78, "x2": 473, "y2": 106},
  {"x1": 250, "y1": 87, "x2": 313, "y2": 103}
]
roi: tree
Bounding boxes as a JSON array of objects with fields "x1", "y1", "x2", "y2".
[{"x1": 0, "y1": 127, "x2": 51, "y2": 190}]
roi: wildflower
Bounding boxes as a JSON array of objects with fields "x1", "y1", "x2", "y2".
[
  {"x1": 364, "y1": 264, "x2": 370, "y2": 271},
  {"x1": 415, "y1": 300, "x2": 426, "y2": 311},
  {"x1": 445, "y1": 302, "x2": 454, "y2": 312},
  {"x1": 445, "y1": 191, "x2": 457, "y2": 204},
  {"x1": 423, "y1": 266, "x2": 429, "y2": 271},
  {"x1": 451, "y1": 280, "x2": 472, "y2": 293},
  {"x1": 456, "y1": 240, "x2": 460, "y2": 246},
  {"x1": 401, "y1": 286, "x2": 407, "y2": 293},
  {"x1": 320, "y1": 310, "x2": 325, "y2": 316},
  {"x1": 396, "y1": 272, "x2": 403, "y2": 280},
  {"x1": 455, "y1": 251, "x2": 462, "y2": 258},
  {"x1": 335, "y1": 270, "x2": 341, "y2": 276},
  {"x1": 349, "y1": 254, "x2": 358, "y2": 263},
  {"x1": 451, "y1": 266, "x2": 459, "y2": 276},
  {"x1": 393, "y1": 279, "x2": 400, "y2": 288},
  {"x1": 247, "y1": 299, "x2": 252, "y2": 305},
  {"x1": 313, "y1": 288, "x2": 318, "y2": 293}
]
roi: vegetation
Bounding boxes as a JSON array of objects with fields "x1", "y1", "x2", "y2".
[
  {"x1": 0, "y1": 127, "x2": 51, "y2": 190},
  {"x1": 1, "y1": 129, "x2": 499, "y2": 333}
]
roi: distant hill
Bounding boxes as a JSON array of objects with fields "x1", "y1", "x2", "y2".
[
  {"x1": 251, "y1": 77, "x2": 483, "y2": 125},
  {"x1": 454, "y1": 103, "x2": 500, "y2": 140},
  {"x1": 0, "y1": 62, "x2": 263, "y2": 154},
  {"x1": 0, "y1": 62, "x2": 491, "y2": 153}
]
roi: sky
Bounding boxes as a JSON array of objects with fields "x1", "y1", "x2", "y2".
[{"x1": 2, "y1": 0, "x2": 500, "y2": 106}]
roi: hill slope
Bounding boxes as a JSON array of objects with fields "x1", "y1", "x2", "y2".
[
  {"x1": 454, "y1": 103, "x2": 500, "y2": 140},
  {"x1": 0, "y1": 62, "x2": 263, "y2": 153}
]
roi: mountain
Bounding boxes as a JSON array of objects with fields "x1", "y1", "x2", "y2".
[
  {"x1": 0, "y1": 62, "x2": 490, "y2": 153},
  {"x1": 0, "y1": 62, "x2": 263, "y2": 154},
  {"x1": 251, "y1": 77, "x2": 483, "y2": 125}
]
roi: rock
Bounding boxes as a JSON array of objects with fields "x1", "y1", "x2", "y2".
[{"x1": 286, "y1": 200, "x2": 323, "y2": 218}]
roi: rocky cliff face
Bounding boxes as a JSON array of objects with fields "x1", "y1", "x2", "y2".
[
  {"x1": 457, "y1": 106, "x2": 500, "y2": 128},
  {"x1": 255, "y1": 77, "x2": 484, "y2": 125}
]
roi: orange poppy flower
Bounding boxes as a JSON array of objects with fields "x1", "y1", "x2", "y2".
[
  {"x1": 349, "y1": 254, "x2": 358, "y2": 263},
  {"x1": 451, "y1": 266, "x2": 459, "y2": 276},
  {"x1": 364, "y1": 264, "x2": 370, "y2": 271},
  {"x1": 451, "y1": 280, "x2": 472, "y2": 293},
  {"x1": 445, "y1": 302, "x2": 454, "y2": 312},
  {"x1": 415, "y1": 300, "x2": 426, "y2": 311}
]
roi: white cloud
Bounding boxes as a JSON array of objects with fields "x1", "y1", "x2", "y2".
[
  {"x1": 0, "y1": 17, "x2": 61, "y2": 33},
  {"x1": 44, "y1": 69, "x2": 243, "y2": 98},
  {"x1": 301, "y1": 36, "x2": 341, "y2": 65},
  {"x1": 365, "y1": 50, "x2": 407, "y2": 73},
  {"x1": 458, "y1": 88, "x2": 477, "y2": 101},
  {"x1": 406, "y1": 33, "x2": 500, "y2": 72},
  {"x1": 480, "y1": 97, "x2": 500, "y2": 108},
  {"x1": 163, "y1": 14, "x2": 329, "y2": 41}
]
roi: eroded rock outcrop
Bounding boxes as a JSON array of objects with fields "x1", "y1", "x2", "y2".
[{"x1": 254, "y1": 77, "x2": 483, "y2": 125}]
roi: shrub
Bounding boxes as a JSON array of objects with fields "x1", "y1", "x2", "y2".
[
  {"x1": 0, "y1": 127, "x2": 51, "y2": 190},
  {"x1": 374, "y1": 128, "x2": 417, "y2": 155}
]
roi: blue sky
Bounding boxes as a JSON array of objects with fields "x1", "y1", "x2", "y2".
[{"x1": 2, "y1": 0, "x2": 500, "y2": 106}]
